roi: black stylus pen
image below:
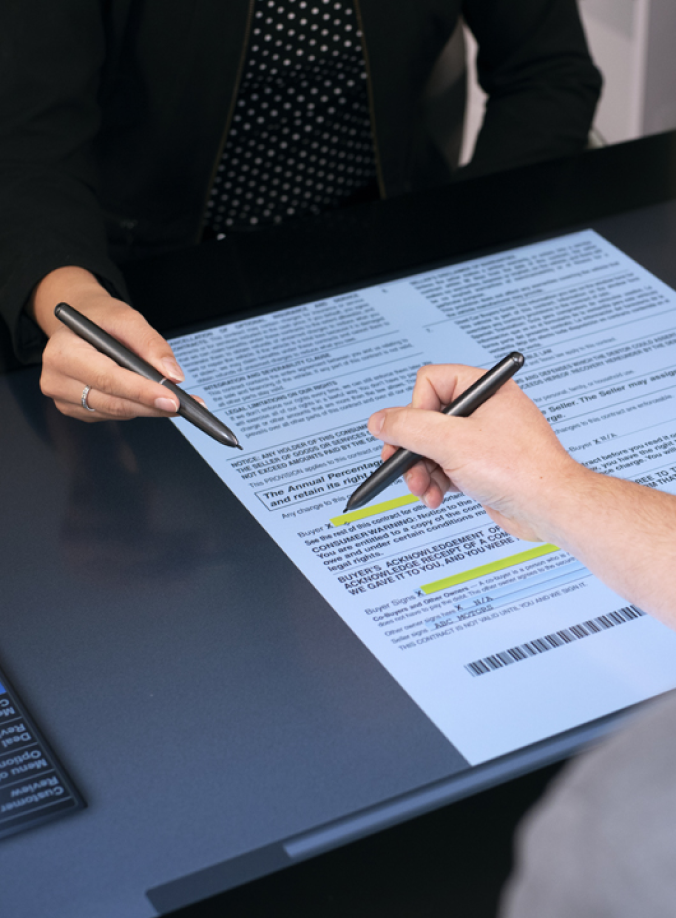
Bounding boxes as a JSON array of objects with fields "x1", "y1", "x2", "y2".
[
  {"x1": 343, "y1": 352, "x2": 525, "y2": 513},
  {"x1": 54, "y1": 303, "x2": 241, "y2": 449}
]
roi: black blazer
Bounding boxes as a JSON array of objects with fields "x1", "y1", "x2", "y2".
[{"x1": 0, "y1": 0, "x2": 601, "y2": 362}]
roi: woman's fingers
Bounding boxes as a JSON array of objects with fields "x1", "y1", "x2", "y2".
[
  {"x1": 29, "y1": 268, "x2": 188, "y2": 422},
  {"x1": 98, "y1": 303, "x2": 184, "y2": 383},
  {"x1": 41, "y1": 299, "x2": 185, "y2": 421},
  {"x1": 41, "y1": 339, "x2": 179, "y2": 420}
]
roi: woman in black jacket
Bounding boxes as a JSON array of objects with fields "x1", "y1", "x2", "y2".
[{"x1": 0, "y1": 0, "x2": 600, "y2": 418}]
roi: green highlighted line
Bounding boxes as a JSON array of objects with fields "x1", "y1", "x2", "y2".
[
  {"x1": 421, "y1": 544, "x2": 559, "y2": 595},
  {"x1": 331, "y1": 493, "x2": 418, "y2": 527}
]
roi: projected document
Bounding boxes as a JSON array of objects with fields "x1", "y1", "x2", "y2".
[{"x1": 169, "y1": 231, "x2": 676, "y2": 765}]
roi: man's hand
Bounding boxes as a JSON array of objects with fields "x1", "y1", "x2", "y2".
[
  {"x1": 29, "y1": 267, "x2": 185, "y2": 421},
  {"x1": 367, "y1": 363, "x2": 676, "y2": 627},
  {"x1": 367, "y1": 363, "x2": 582, "y2": 543}
]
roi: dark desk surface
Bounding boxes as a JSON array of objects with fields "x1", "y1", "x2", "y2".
[{"x1": 2, "y1": 133, "x2": 676, "y2": 918}]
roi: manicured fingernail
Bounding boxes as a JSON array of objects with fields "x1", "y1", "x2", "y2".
[
  {"x1": 192, "y1": 395, "x2": 207, "y2": 407},
  {"x1": 161, "y1": 358, "x2": 184, "y2": 383},
  {"x1": 421, "y1": 494, "x2": 432, "y2": 508},
  {"x1": 155, "y1": 396, "x2": 179, "y2": 413},
  {"x1": 368, "y1": 411, "x2": 384, "y2": 435}
]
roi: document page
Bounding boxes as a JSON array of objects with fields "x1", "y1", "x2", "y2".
[{"x1": 169, "y1": 230, "x2": 676, "y2": 765}]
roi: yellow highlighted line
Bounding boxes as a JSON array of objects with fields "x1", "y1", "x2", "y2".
[
  {"x1": 421, "y1": 544, "x2": 559, "y2": 595},
  {"x1": 331, "y1": 494, "x2": 418, "y2": 527}
]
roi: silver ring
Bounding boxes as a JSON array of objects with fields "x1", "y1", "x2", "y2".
[{"x1": 81, "y1": 385, "x2": 96, "y2": 412}]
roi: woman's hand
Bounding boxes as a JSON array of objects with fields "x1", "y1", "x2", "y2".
[{"x1": 29, "y1": 267, "x2": 185, "y2": 421}]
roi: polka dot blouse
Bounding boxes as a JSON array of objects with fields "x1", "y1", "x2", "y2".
[{"x1": 204, "y1": 0, "x2": 378, "y2": 234}]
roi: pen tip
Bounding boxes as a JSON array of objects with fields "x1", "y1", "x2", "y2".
[
  {"x1": 343, "y1": 504, "x2": 349, "y2": 513},
  {"x1": 236, "y1": 443, "x2": 244, "y2": 450}
]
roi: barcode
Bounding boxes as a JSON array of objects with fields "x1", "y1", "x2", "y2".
[{"x1": 464, "y1": 605, "x2": 645, "y2": 677}]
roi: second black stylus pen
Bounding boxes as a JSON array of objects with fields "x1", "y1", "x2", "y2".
[
  {"x1": 343, "y1": 352, "x2": 525, "y2": 513},
  {"x1": 55, "y1": 303, "x2": 241, "y2": 448}
]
